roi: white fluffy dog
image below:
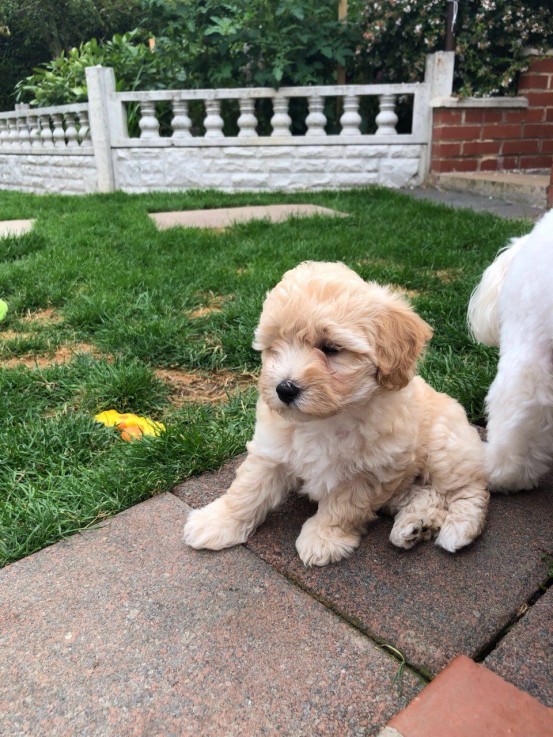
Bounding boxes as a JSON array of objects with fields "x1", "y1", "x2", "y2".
[
  {"x1": 184, "y1": 262, "x2": 488, "y2": 566},
  {"x1": 468, "y1": 209, "x2": 553, "y2": 492}
]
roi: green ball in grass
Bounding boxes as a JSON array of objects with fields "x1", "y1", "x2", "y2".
[{"x1": 0, "y1": 299, "x2": 8, "y2": 321}]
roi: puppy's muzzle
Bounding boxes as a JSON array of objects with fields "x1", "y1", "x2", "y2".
[{"x1": 276, "y1": 380, "x2": 301, "y2": 404}]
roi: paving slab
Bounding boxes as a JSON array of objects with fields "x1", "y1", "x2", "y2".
[
  {"x1": 0, "y1": 493, "x2": 423, "y2": 737},
  {"x1": 402, "y1": 187, "x2": 545, "y2": 220},
  {"x1": 382, "y1": 656, "x2": 553, "y2": 737},
  {"x1": 174, "y1": 457, "x2": 553, "y2": 676},
  {"x1": 484, "y1": 586, "x2": 553, "y2": 706},
  {"x1": 0, "y1": 219, "x2": 35, "y2": 237},
  {"x1": 149, "y1": 204, "x2": 347, "y2": 230}
]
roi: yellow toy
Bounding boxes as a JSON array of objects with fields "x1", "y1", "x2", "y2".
[{"x1": 95, "y1": 410, "x2": 165, "y2": 441}]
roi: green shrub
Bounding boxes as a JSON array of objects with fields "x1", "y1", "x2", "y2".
[
  {"x1": 15, "y1": 30, "x2": 186, "y2": 106},
  {"x1": 13, "y1": 0, "x2": 553, "y2": 109},
  {"x1": 356, "y1": 0, "x2": 553, "y2": 96}
]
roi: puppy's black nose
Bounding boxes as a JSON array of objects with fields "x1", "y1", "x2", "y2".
[{"x1": 276, "y1": 380, "x2": 300, "y2": 404}]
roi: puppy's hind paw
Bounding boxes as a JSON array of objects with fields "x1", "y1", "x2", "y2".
[
  {"x1": 183, "y1": 500, "x2": 251, "y2": 551},
  {"x1": 295, "y1": 518, "x2": 360, "y2": 567}
]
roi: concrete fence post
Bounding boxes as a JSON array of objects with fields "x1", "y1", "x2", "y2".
[
  {"x1": 416, "y1": 51, "x2": 455, "y2": 182},
  {"x1": 85, "y1": 66, "x2": 127, "y2": 192}
]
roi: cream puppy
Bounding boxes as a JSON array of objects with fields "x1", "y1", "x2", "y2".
[
  {"x1": 468, "y1": 209, "x2": 553, "y2": 491},
  {"x1": 184, "y1": 262, "x2": 489, "y2": 566}
]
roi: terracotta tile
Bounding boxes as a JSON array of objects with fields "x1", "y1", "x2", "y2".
[
  {"x1": 388, "y1": 656, "x2": 553, "y2": 737},
  {"x1": 174, "y1": 458, "x2": 553, "y2": 675},
  {"x1": 0, "y1": 493, "x2": 422, "y2": 737},
  {"x1": 485, "y1": 587, "x2": 553, "y2": 707}
]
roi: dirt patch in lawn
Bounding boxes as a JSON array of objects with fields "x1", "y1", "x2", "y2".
[
  {"x1": 21, "y1": 308, "x2": 64, "y2": 324},
  {"x1": 187, "y1": 294, "x2": 231, "y2": 320},
  {"x1": 155, "y1": 367, "x2": 257, "y2": 405},
  {"x1": 0, "y1": 330, "x2": 31, "y2": 341},
  {"x1": 3, "y1": 342, "x2": 102, "y2": 369},
  {"x1": 434, "y1": 268, "x2": 463, "y2": 283}
]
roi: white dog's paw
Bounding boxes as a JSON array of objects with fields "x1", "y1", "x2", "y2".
[
  {"x1": 295, "y1": 517, "x2": 360, "y2": 567},
  {"x1": 183, "y1": 500, "x2": 251, "y2": 551}
]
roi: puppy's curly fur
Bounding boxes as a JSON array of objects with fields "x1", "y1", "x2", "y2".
[{"x1": 184, "y1": 262, "x2": 488, "y2": 566}]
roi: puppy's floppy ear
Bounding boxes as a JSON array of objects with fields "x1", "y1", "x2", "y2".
[{"x1": 374, "y1": 301, "x2": 433, "y2": 390}]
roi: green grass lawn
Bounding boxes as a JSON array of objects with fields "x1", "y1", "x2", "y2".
[{"x1": 0, "y1": 187, "x2": 530, "y2": 567}]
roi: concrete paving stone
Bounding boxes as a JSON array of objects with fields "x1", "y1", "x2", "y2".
[
  {"x1": 149, "y1": 204, "x2": 348, "y2": 230},
  {"x1": 0, "y1": 219, "x2": 35, "y2": 237},
  {"x1": 0, "y1": 493, "x2": 423, "y2": 737},
  {"x1": 384, "y1": 656, "x2": 553, "y2": 737},
  {"x1": 174, "y1": 458, "x2": 553, "y2": 676},
  {"x1": 402, "y1": 186, "x2": 545, "y2": 220},
  {"x1": 484, "y1": 586, "x2": 553, "y2": 707}
]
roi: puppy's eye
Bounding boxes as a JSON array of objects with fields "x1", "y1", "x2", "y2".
[{"x1": 320, "y1": 343, "x2": 342, "y2": 356}]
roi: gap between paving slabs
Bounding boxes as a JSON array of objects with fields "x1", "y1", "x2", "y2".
[{"x1": 173, "y1": 456, "x2": 553, "y2": 682}]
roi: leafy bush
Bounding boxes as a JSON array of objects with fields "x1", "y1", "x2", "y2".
[
  {"x1": 16, "y1": 30, "x2": 186, "y2": 106},
  {"x1": 13, "y1": 0, "x2": 553, "y2": 109},
  {"x1": 356, "y1": 0, "x2": 553, "y2": 96},
  {"x1": 0, "y1": 0, "x2": 144, "y2": 110},
  {"x1": 135, "y1": 0, "x2": 361, "y2": 89}
]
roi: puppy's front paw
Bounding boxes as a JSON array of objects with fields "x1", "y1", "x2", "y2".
[
  {"x1": 435, "y1": 519, "x2": 476, "y2": 553},
  {"x1": 389, "y1": 518, "x2": 428, "y2": 549},
  {"x1": 183, "y1": 500, "x2": 251, "y2": 551},
  {"x1": 295, "y1": 517, "x2": 360, "y2": 567}
]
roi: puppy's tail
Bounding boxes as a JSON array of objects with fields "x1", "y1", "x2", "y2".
[{"x1": 467, "y1": 236, "x2": 528, "y2": 346}]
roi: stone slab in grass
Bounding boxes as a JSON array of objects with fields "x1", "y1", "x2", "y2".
[
  {"x1": 149, "y1": 204, "x2": 347, "y2": 230},
  {"x1": 484, "y1": 587, "x2": 553, "y2": 707},
  {"x1": 0, "y1": 219, "x2": 35, "y2": 237},
  {"x1": 174, "y1": 458, "x2": 553, "y2": 676},
  {"x1": 0, "y1": 493, "x2": 422, "y2": 737}
]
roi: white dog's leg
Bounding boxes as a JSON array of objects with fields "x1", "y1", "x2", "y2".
[
  {"x1": 485, "y1": 355, "x2": 553, "y2": 492},
  {"x1": 183, "y1": 453, "x2": 292, "y2": 550},
  {"x1": 389, "y1": 485, "x2": 446, "y2": 549},
  {"x1": 295, "y1": 480, "x2": 375, "y2": 566}
]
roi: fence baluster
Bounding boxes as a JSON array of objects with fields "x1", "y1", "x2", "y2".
[
  {"x1": 52, "y1": 113, "x2": 66, "y2": 147},
  {"x1": 204, "y1": 100, "x2": 224, "y2": 138},
  {"x1": 29, "y1": 114, "x2": 42, "y2": 147},
  {"x1": 8, "y1": 117, "x2": 19, "y2": 146},
  {"x1": 138, "y1": 101, "x2": 160, "y2": 138},
  {"x1": 375, "y1": 94, "x2": 398, "y2": 135},
  {"x1": 18, "y1": 116, "x2": 31, "y2": 147},
  {"x1": 77, "y1": 110, "x2": 90, "y2": 144},
  {"x1": 171, "y1": 100, "x2": 192, "y2": 138},
  {"x1": 237, "y1": 98, "x2": 258, "y2": 138},
  {"x1": 340, "y1": 95, "x2": 362, "y2": 136},
  {"x1": 271, "y1": 97, "x2": 292, "y2": 136},
  {"x1": 40, "y1": 115, "x2": 54, "y2": 147},
  {"x1": 306, "y1": 96, "x2": 327, "y2": 136},
  {"x1": 63, "y1": 114, "x2": 79, "y2": 147},
  {"x1": 0, "y1": 119, "x2": 8, "y2": 147}
]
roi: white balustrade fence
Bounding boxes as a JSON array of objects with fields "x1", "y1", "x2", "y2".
[{"x1": 0, "y1": 53, "x2": 454, "y2": 195}]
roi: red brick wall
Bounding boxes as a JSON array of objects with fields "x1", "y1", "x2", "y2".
[{"x1": 431, "y1": 56, "x2": 553, "y2": 175}]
